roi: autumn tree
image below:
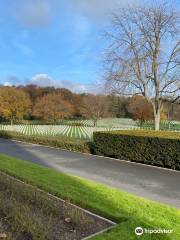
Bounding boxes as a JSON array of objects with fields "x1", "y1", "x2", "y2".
[
  {"x1": 33, "y1": 93, "x2": 74, "y2": 122},
  {"x1": 21, "y1": 85, "x2": 82, "y2": 118},
  {"x1": 56, "y1": 88, "x2": 83, "y2": 117},
  {"x1": 104, "y1": 2, "x2": 180, "y2": 130},
  {"x1": 0, "y1": 87, "x2": 31, "y2": 124},
  {"x1": 127, "y1": 96, "x2": 154, "y2": 125},
  {"x1": 80, "y1": 94, "x2": 110, "y2": 126},
  {"x1": 0, "y1": 102, "x2": 5, "y2": 122},
  {"x1": 22, "y1": 85, "x2": 43, "y2": 104}
]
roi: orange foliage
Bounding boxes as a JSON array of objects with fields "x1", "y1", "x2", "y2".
[
  {"x1": 33, "y1": 93, "x2": 74, "y2": 121},
  {"x1": 127, "y1": 96, "x2": 154, "y2": 124},
  {"x1": 0, "y1": 87, "x2": 31, "y2": 123}
]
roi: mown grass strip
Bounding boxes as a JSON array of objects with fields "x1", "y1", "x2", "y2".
[
  {"x1": 0, "y1": 154, "x2": 179, "y2": 240},
  {"x1": 0, "y1": 131, "x2": 92, "y2": 153}
]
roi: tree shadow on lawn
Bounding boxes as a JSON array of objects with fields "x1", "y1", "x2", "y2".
[
  {"x1": 0, "y1": 137, "x2": 60, "y2": 168},
  {"x1": 0, "y1": 138, "x2": 179, "y2": 240}
]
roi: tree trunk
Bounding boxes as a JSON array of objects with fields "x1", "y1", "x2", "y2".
[
  {"x1": 93, "y1": 119, "x2": 97, "y2": 127},
  {"x1": 152, "y1": 101, "x2": 161, "y2": 131},
  {"x1": 154, "y1": 109, "x2": 160, "y2": 131}
]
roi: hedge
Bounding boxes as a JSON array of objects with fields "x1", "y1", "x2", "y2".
[
  {"x1": 0, "y1": 131, "x2": 92, "y2": 153},
  {"x1": 93, "y1": 130, "x2": 180, "y2": 170}
]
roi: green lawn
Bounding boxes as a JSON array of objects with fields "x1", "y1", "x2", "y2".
[{"x1": 0, "y1": 154, "x2": 179, "y2": 240}]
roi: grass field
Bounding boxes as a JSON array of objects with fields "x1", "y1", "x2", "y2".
[
  {"x1": 0, "y1": 118, "x2": 138, "y2": 140},
  {"x1": 138, "y1": 120, "x2": 180, "y2": 131},
  {"x1": 0, "y1": 118, "x2": 179, "y2": 140},
  {"x1": 0, "y1": 154, "x2": 179, "y2": 240}
]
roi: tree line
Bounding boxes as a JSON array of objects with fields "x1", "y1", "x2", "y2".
[{"x1": 0, "y1": 85, "x2": 179, "y2": 126}]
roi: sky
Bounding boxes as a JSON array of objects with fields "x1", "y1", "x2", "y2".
[{"x1": 0, "y1": 0, "x2": 179, "y2": 93}]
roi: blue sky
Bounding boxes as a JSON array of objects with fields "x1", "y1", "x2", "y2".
[{"x1": 0, "y1": 0, "x2": 179, "y2": 92}]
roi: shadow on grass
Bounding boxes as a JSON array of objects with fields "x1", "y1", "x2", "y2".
[{"x1": 0, "y1": 134, "x2": 179, "y2": 239}]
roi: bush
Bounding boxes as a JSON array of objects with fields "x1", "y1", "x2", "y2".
[
  {"x1": 93, "y1": 130, "x2": 180, "y2": 170},
  {"x1": 0, "y1": 131, "x2": 92, "y2": 153},
  {"x1": 69, "y1": 122, "x2": 84, "y2": 127}
]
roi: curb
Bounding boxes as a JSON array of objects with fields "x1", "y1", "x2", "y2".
[
  {"x1": 82, "y1": 225, "x2": 116, "y2": 240},
  {"x1": 8, "y1": 138, "x2": 180, "y2": 174}
]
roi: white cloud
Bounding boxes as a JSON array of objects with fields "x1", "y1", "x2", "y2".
[
  {"x1": 29, "y1": 73, "x2": 104, "y2": 93},
  {"x1": 3, "y1": 82, "x2": 12, "y2": 87},
  {"x1": 59, "y1": 79, "x2": 89, "y2": 93},
  {"x1": 30, "y1": 74, "x2": 53, "y2": 86}
]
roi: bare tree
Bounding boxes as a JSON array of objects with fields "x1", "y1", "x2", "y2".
[
  {"x1": 80, "y1": 94, "x2": 110, "y2": 126},
  {"x1": 104, "y1": 2, "x2": 180, "y2": 130}
]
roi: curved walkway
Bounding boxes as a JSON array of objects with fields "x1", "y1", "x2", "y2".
[{"x1": 0, "y1": 138, "x2": 179, "y2": 208}]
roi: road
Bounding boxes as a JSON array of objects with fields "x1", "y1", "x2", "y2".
[{"x1": 0, "y1": 138, "x2": 179, "y2": 208}]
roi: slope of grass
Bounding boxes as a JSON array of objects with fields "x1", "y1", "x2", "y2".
[
  {"x1": 0, "y1": 154, "x2": 179, "y2": 240},
  {"x1": 0, "y1": 130, "x2": 92, "y2": 153}
]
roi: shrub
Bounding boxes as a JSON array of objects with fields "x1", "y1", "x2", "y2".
[
  {"x1": 69, "y1": 122, "x2": 84, "y2": 126},
  {"x1": 93, "y1": 130, "x2": 180, "y2": 170},
  {"x1": 0, "y1": 131, "x2": 92, "y2": 153}
]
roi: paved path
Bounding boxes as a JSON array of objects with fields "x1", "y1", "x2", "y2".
[{"x1": 0, "y1": 138, "x2": 179, "y2": 208}]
